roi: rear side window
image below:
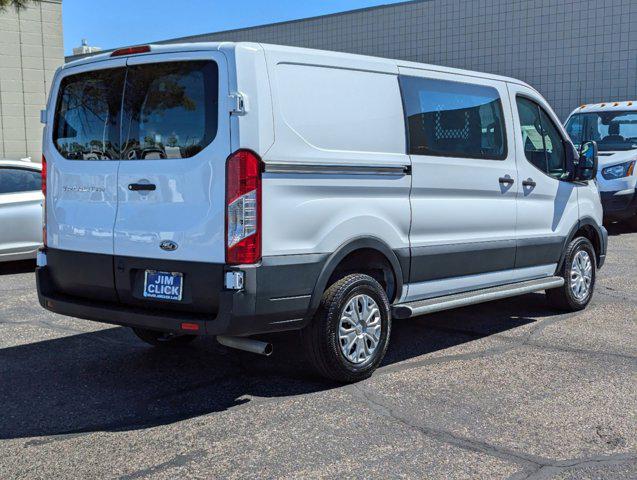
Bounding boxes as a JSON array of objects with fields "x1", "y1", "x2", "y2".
[
  {"x1": 122, "y1": 61, "x2": 219, "y2": 159},
  {"x1": 53, "y1": 68, "x2": 125, "y2": 160},
  {"x1": 0, "y1": 168, "x2": 41, "y2": 194},
  {"x1": 53, "y1": 61, "x2": 218, "y2": 160},
  {"x1": 400, "y1": 76, "x2": 507, "y2": 160}
]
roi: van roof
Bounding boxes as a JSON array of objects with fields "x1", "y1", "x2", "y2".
[
  {"x1": 568, "y1": 101, "x2": 637, "y2": 117},
  {"x1": 62, "y1": 41, "x2": 535, "y2": 91}
]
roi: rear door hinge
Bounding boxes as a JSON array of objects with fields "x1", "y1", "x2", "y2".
[{"x1": 229, "y1": 92, "x2": 247, "y2": 116}]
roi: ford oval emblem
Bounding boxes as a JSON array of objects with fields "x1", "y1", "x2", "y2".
[{"x1": 160, "y1": 240, "x2": 178, "y2": 252}]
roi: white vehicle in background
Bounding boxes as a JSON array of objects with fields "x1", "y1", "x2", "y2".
[
  {"x1": 565, "y1": 102, "x2": 637, "y2": 226},
  {"x1": 0, "y1": 160, "x2": 43, "y2": 262}
]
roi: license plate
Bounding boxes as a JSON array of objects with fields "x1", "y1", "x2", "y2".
[{"x1": 143, "y1": 270, "x2": 183, "y2": 301}]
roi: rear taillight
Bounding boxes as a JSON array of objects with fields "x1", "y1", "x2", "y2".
[
  {"x1": 41, "y1": 155, "x2": 47, "y2": 196},
  {"x1": 225, "y1": 150, "x2": 262, "y2": 265},
  {"x1": 41, "y1": 155, "x2": 47, "y2": 246}
]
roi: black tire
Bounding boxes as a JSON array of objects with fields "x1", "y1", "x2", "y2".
[
  {"x1": 626, "y1": 214, "x2": 637, "y2": 230},
  {"x1": 132, "y1": 327, "x2": 197, "y2": 347},
  {"x1": 546, "y1": 237, "x2": 596, "y2": 312},
  {"x1": 302, "y1": 274, "x2": 391, "y2": 383}
]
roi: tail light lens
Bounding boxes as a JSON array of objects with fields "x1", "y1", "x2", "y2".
[
  {"x1": 225, "y1": 150, "x2": 262, "y2": 265},
  {"x1": 41, "y1": 155, "x2": 47, "y2": 246},
  {"x1": 41, "y1": 155, "x2": 47, "y2": 196}
]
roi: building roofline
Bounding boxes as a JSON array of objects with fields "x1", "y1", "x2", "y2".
[
  {"x1": 66, "y1": 0, "x2": 430, "y2": 62},
  {"x1": 155, "y1": 0, "x2": 430, "y2": 42}
]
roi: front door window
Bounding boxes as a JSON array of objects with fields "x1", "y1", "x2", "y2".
[{"x1": 516, "y1": 97, "x2": 568, "y2": 180}]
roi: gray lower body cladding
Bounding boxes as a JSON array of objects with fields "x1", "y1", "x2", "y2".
[
  {"x1": 37, "y1": 248, "x2": 327, "y2": 336},
  {"x1": 36, "y1": 231, "x2": 604, "y2": 336},
  {"x1": 406, "y1": 237, "x2": 565, "y2": 284}
]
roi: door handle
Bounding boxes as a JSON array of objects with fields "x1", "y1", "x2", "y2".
[
  {"x1": 522, "y1": 179, "x2": 537, "y2": 188},
  {"x1": 128, "y1": 183, "x2": 156, "y2": 191},
  {"x1": 499, "y1": 176, "x2": 515, "y2": 185}
]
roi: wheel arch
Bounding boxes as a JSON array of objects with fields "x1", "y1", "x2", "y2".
[
  {"x1": 558, "y1": 217, "x2": 607, "y2": 270},
  {"x1": 303, "y1": 237, "x2": 408, "y2": 323}
]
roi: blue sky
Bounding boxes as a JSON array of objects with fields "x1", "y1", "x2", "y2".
[{"x1": 62, "y1": 0, "x2": 407, "y2": 55}]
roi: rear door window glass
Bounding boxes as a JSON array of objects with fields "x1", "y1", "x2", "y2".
[
  {"x1": 122, "y1": 61, "x2": 219, "y2": 160},
  {"x1": 0, "y1": 168, "x2": 41, "y2": 194},
  {"x1": 400, "y1": 76, "x2": 507, "y2": 159},
  {"x1": 52, "y1": 61, "x2": 218, "y2": 161},
  {"x1": 53, "y1": 67, "x2": 125, "y2": 160}
]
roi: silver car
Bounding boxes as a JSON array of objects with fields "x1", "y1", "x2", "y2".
[{"x1": 0, "y1": 160, "x2": 43, "y2": 262}]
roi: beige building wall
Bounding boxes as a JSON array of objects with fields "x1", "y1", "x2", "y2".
[{"x1": 0, "y1": 0, "x2": 63, "y2": 161}]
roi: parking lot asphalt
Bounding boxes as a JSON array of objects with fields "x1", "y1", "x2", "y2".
[{"x1": 0, "y1": 226, "x2": 635, "y2": 480}]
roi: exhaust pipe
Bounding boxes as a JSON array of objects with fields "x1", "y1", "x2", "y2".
[{"x1": 216, "y1": 335, "x2": 273, "y2": 356}]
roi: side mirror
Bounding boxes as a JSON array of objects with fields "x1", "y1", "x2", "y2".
[{"x1": 575, "y1": 140, "x2": 598, "y2": 181}]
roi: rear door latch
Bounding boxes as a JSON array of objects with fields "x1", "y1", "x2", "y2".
[{"x1": 229, "y1": 92, "x2": 247, "y2": 116}]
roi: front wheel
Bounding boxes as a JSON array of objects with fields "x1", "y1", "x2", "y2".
[
  {"x1": 132, "y1": 327, "x2": 197, "y2": 347},
  {"x1": 626, "y1": 214, "x2": 637, "y2": 230},
  {"x1": 302, "y1": 274, "x2": 391, "y2": 383},
  {"x1": 546, "y1": 237, "x2": 596, "y2": 311}
]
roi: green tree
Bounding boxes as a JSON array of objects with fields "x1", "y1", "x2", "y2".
[{"x1": 0, "y1": 0, "x2": 39, "y2": 11}]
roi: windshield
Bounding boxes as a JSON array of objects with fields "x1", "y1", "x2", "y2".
[{"x1": 565, "y1": 111, "x2": 637, "y2": 151}]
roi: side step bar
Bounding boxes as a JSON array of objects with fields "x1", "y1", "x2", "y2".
[{"x1": 392, "y1": 276, "x2": 564, "y2": 319}]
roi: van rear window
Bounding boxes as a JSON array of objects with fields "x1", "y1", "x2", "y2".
[
  {"x1": 122, "y1": 61, "x2": 218, "y2": 160},
  {"x1": 53, "y1": 61, "x2": 218, "y2": 160},
  {"x1": 53, "y1": 67, "x2": 125, "y2": 160}
]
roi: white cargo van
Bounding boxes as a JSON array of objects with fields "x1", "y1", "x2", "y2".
[
  {"x1": 565, "y1": 101, "x2": 637, "y2": 226},
  {"x1": 37, "y1": 43, "x2": 607, "y2": 382}
]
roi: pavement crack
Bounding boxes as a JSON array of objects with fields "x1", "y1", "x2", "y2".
[
  {"x1": 500, "y1": 338, "x2": 637, "y2": 362},
  {"x1": 377, "y1": 341, "x2": 516, "y2": 375},
  {"x1": 597, "y1": 286, "x2": 637, "y2": 305},
  {"x1": 352, "y1": 386, "x2": 637, "y2": 480},
  {"x1": 351, "y1": 384, "x2": 548, "y2": 470},
  {"x1": 117, "y1": 449, "x2": 206, "y2": 479},
  {"x1": 518, "y1": 453, "x2": 637, "y2": 480}
]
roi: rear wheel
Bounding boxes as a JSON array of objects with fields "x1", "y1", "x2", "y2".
[
  {"x1": 302, "y1": 274, "x2": 391, "y2": 383},
  {"x1": 546, "y1": 237, "x2": 596, "y2": 311},
  {"x1": 132, "y1": 327, "x2": 197, "y2": 347}
]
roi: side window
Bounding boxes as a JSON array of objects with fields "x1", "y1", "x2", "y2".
[
  {"x1": 400, "y1": 76, "x2": 507, "y2": 160},
  {"x1": 53, "y1": 68, "x2": 125, "y2": 160},
  {"x1": 122, "y1": 61, "x2": 219, "y2": 160},
  {"x1": 516, "y1": 97, "x2": 568, "y2": 180},
  {"x1": 539, "y1": 109, "x2": 567, "y2": 178},
  {"x1": 0, "y1": 168, "x2": 41, "y2": 194}
]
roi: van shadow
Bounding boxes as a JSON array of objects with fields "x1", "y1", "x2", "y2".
[{"x1": 0, "y1": 293, "x2": 557, "y2": 440}]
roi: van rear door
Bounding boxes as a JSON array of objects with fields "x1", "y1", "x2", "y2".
[
  {"x1": 45, "y1": 58, "x2": 127, "y2": 301},
  {"x1": 113, "y1": 52, "x2": 231, "y2": 310}
]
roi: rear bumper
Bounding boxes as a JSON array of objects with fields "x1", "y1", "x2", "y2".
[
  {"x1": 36, "y1": 248, "x2": 327, "y2": 336},
  {"x1": 600, "y1": 189, "x2": 637, "y2": 219}
]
